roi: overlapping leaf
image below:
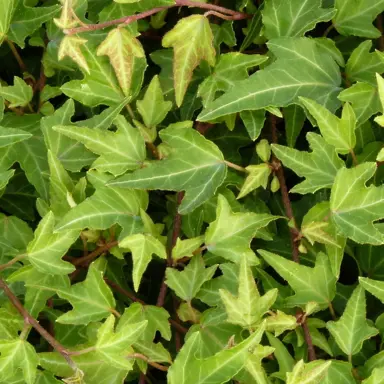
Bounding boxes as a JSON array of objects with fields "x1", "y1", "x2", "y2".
[{"x1": 0, "y1": 77, "x2": 32, "y2": 108}]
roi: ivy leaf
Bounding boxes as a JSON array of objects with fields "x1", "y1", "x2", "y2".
[
  {"x1": 345, "y1": 41, "x2": 384, "y2": 86},
  {"x1": 97, "y1": 28, "x2": 145, "y2": 97},
  {"x1": 58, "y1": 35, "x2": 90, "y2": 74},
  {"x1": 171, "y1": 236, "x2": 204, "y2": 262},
  {"x1": 198, "y1": 53, "x2": 267, "y2": 107},
  {"x1": 240, "y1": 110, "x2": 266, "y2": 141},
  {"x1": 237, "y1": 164, "x2": 272, "y2": 200},
  {"x1": 284, "y1": 104, "x2": 307, "y2": 147},
  {"x1": 198, "y1": 37, "x2": 341, "y2": 122},
  {"x1": 363, "y1": 368, "x2": 384, "y2": 384},
  {"x1": 56, "y1": 263, "x2": 116, "y2": 325},
  {"x1": 300, "y1": 97, "x2": 356, "y2": 155},
  {"x1": 259, "y1": 251, "x2": 337, "y2": 308},
  {"x1": 272, "y1": 133, "x2": 344, "y2": 194},
  {"x1": 108, "y1": 123, "x2": 227, "y2": 214},
  {"x1": 330, "y1": 163, "x2": 384, "y2": 245},
  {"x1": 168, "y1": 322, "x2": 265, "y2": 384},
  {"x1": 0, "y1": 339, "x2": 38, "y2": 384},
  {"x1": 262, "y1": 0, "x2": 336, "y2": 39},
  {"x1": 0, "y1": 77, "x2": 32, "y2": 108},
  {"x1": 95, "y1": 314, "x2": 147, "y2": 370},
  {"x1": 266, "y1": 310, "x2": 298, "y2": 337},
  {"x1": 375, "y1": 74, "x2": 384, "y2": 127},
  {"x1": 162, "y1": 15, "x2": 216, "y2": 106},
  {"x1": 0, "y1": 307, "x2": 23, "y2": 340},
  {"x1": 333, "y1": 0, "x2": 384, "y2": 38},
  {"x1": 0, "y1": 127, "x2": 32, "y2": 148},
  {"x1": 54, "y1": 115, "x2": 146, "y2": 176},
  {"x1": 219, "y1": 256, "x2": 277, "y2": 329},
  {"x1": 136, "y1": 75, "x2": 172, "y2": 129},
  {"x1": 286, "y1": 360, "x2": 332, "y2": 384},
  {"x1": 205, "y1": 195, "x2": 279, "y2": 265},
  {"x1": 326, "y1": 285, "x2": 378, "y2": 358},
  {"x1": 359, "y1": 276, "x2": 384, "y2": 303},
  {"x1": 27, "y1": 211, "x2": 79, "y2": 275},
  {"x1": 165, "y1": 255, "x2": 217, "y2": 301}
]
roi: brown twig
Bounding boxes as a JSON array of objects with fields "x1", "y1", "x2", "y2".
[
  {"x1": 270, "y1": 115, "x2": 317, "y2": 361},
  {"x1": 0, "y1": 278, "x2": 77, "y2": 370},
  {"x1": 6, "y1": 40, "x2": 27, "y2": 73},
  {"x1": 128, "y1": 353, "x2": 169, "y2": 372},
  {"x1": 72, "y1": 240, "x2": 118, "y2": 266},
  {"x1": 64, "y1": 0, "x2": 249, "y2": 35}
]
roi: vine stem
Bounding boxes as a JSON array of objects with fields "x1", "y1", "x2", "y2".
[
  {"x1": 72, "y1": 240, "x2": 118, "y2": 266},
  {"x1": 224, "y1": 160, "x2": 248, "y2": 173},
  {"x1": 128, "y1": 353, "x2": 169, "y2": 372},
  {"x1": 64, "y1": 0, "x2": 249, "y2": 35},
  {"x1": 270, "y1": 115, "x2": 317, "y2": 362},
  {"x1": 0, "y1": 254, "x2": 26, "y2": 272},
  {"x1": 6, "y1": 39, "x2": 27, "y2": 72},
  {"x1": 0, "y1": 278, "x2": 77, "y2": 371}
]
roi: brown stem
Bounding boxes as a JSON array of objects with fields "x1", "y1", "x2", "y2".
[
  {"x1": 139, "y1": 373, "x2": 146, "y2": 384},
  {"x1": 0, "y1": 278, "x2": 77, "y2": 370},
  {"x1": 6, "y1": 40, "x2": 27, "y2": 73},
  {"x1": 270, "y1": 115, "x2": 316, "y2": 361},
  {"x1": 128, "y1": 353, "x2": 169, "y2": 372},
  {"x1": 0, "y1": 254, "x2": 26, "y2": 272},
  {"x1": 350, "y1": 149, "x2": 358, "y2": 167},
  {"x1": 72, "y1": 240, "x2": 118, "y2": 266},
  {"x1": 64, "y1": 1, "x2": 249, "y2": 35}
]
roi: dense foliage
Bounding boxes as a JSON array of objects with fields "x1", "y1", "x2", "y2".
[{"x1": 1, "y1": 0, "x2": 384, "y2": 383}]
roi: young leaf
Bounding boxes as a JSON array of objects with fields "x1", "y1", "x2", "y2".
[
  {"x1": 58, "y1": 35, "x2": 90, "y2": 74},
  {"x1": 259, "y1": 250, "x2": 336, "y2": 308},
  {"x1": 97, "y1": 28, "x2": 145, "y2": 97},
  {"x1": 165, "y1": 255, "x2": 217, "y2": 302},
  {"x1": 272, "y1": 133, "x2": 344, "y2": 194},
  {"x1": 219, "y1": 257, "x2": 277, "y2": 329},
  {"x1": 359, "y1": 276, "x2": 384, "y2": 303},
  {"x1": 198, "y1": 37, "x2": 341, "y2": 122},
  {"x1": 326, "y1": 285, "x2": 378, "y2": 358},
  {"x1": 162, "y1": 15, "x2": 216, "y2": 106},
  {"x1": 333, "y1": 0, "x2": 384, "y2": 38},
  {"x1": 107, "y1": 123, "x2": 227, "y2": 214},
  {"x1": 171, "y1": 236, "x2": 204, "y2": 262},
  {"x1": 27, "y1": 211, "x2": 79, "y2": 275},
  {"x1": 54, "y1": 115, "x2": 146, "y2": 176},
  {"x1": 266, "y1": 310, "x2": 298, "y2": 337},
  {"x1": 237, "y1": 163, "x2": 272, "y2": 200},
  {"x1": 330, "y1": 163, "x2": 384, "y2": 244},
  {"x1": 56, "y1": 263, "x2": 117, "y2": 325},
  {"x1": 0, "y1": 339, "x2": 38, "y2": 384},
  {"x1": 300, "y1": 97, "x2": 356, "y2": 155},
  {"x1": 286, "y1": 360, "x2": 332, "y2": 384},
  {"x1": 0, "y1": 77, "x2": 33, "y2": 108},
  {"x1": 205, "y1": 195, "x2": 279, "y2": 265},
  {"x1": 262, "y1": 0, "x2": 336, "y2": 39}
]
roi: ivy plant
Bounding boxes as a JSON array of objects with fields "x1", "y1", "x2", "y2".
[{"x1": 0, "y1": 0, "x2": 384, "y2": 383}]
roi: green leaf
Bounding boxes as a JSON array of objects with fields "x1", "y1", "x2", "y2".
[
  {"x1": 330, "y1": 162, "x2": 384, "y2": 244},
  {"x1": 108, "y1": 123, "x2": 227, "y2": 214},
  {"x1": 286, "y1": 360, "x2": 332, "y2": 384},
  {"x1": 363, "y1": 368, "x2": 384, "y2": 384},
  {"x1": 168, "y1": 322, "x2": 265, "y2": 384},
  {"x1": 300, "y1": 97, "x2": 356, "y2": 154},
  {"x1": 27, "y1": 211, "x2": 78, "y2": 275},
  {"x1": 198, "y1": 37, "x2": 341, "y2": 122},
  {"x1": 220, "y1": 256, "x2": 277, "y2": 329},
  {"x1": 165, "y1": 255, "x2": 217, "y2": 301},
  {"x1": 259, "y1": 250, "x2": 336, "y2": 308},
  {"x1": 0, "y1": 339, "x2": 38, "y2": 384},
  {"x1": 359, "y1": 276, "x2": 384, "y2": 303},
  {"x1": 240, "y1": 110, "x2": 266, "y2": 141},
  {"x1": 326, "y1": 285, "x2": 378, "y2": 358},
  {"x1": 237, "y1": 164, "x2": 272, "y2": 200},
  {"x1": 333, "y1": 0, "x2": 384, "y2": 38},
  {"x1": 171, "y1": 236, "x2": 204, "y2": 262},
  {"x1": 272, "y1": 133, "x2": 344, "y2": 194},
  {"x1": 56, "y1": 263, "x2": 116, "y2": 325},
  {"x1": 58, "y1": 35, "x2": 90, "y2": 74},
  {"x1": 374, "y1": 73, "x2": 384, "y2": 127},
  {"x1": 0, "y1": 77, "x2": 32, "y2": 108},
  {"x1": 0, "y1": 307, "x2": 23, "y2": 340},
  {"x1": 266, "y1": 310, "x2": 298, "y2": 337},
  {"x1": 137, "y1": 75, "x2": 172, "y2": 128},
  {"x1": 198, "y1": 53, "x2": 267, "y2": 107},
  {"x1": 97, "y1": 28, "x2": 145, "y2": 97},
  {"x1": 0, "y1": 127, "x2": 31, "y2": 148},
  {"x1": 54, "y1": 115, "x2": 146, "y2": 176},
  {"x1": 205, "y1": 195, "x2": 279, "y2": 265},
  {"x1": 262, "y1": 0, "x2": 336, "y2": 38},
  {"x1": 163, "y1": 15, "x2": 216, "y2": 106},
  {"x1": 284, "y1": 104, "x2": 306, "y2": 147}
]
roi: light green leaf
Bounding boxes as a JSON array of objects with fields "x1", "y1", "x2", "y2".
[
  {"x1": 0, "y1": 127, "x2": 32, "y2": 148},
  {"x1": 198, "y1": 37, "x2": 341, "y2": 122},
  {"x1": 374, "y1": 73, "x2": 384, "y2": 127},
  {"x1": 166, "y1": 255, "x2": 217, "y2": 301},
  {"x1": 27, "y1": 211, "x2": 78, "y2": 275},
  {"x1": 163, "y1": 15, "x2": 216, "y2": 106},
  {"x1": 205, "y1": 195, "x2": 279, "y2": 265},
  {"x1": 220, "y1": 256, "x2": 277, "y2": 329},
  {"x1": 171, "y1": 236, "x2": 204, "y2": 262},
  {"x1": 266, "y1": 310, "x2": 298, "y2": 337},
  {"x1": 137, "y1": 75, "x2": 172, "y2": 128},
  {"x1": 237, "y1": 164, "x2": 272, "y2": 200},
  {"x1": 0, "y1": 339, "x2": 38, "y2": 384},
  {"x1": 108, "y1": 123, "x2": 227, "y2": 214},
  {"x1": 363, "y1": 368, "x2": 384, "y2": 384},
  {"x1": 240, "y1": 110, "x2": 266, "y2": 141},
  {"x1": 284, "y1": 104, "x2": 306, "y2": 147},
  {"x1": 0, "y1": 77, "x2": 32, "y2": 108},
  {"x1": 333, "y1": 0, "x2": 384, "y2": 38},
  {"x1": 97, "y1": 27, "x2": 145, "y2": 97},
  {"x1": 300, "y1": 97, "x2": 356, "y2": 154},
  {"x1": 330, "y1": 162, "x2": 384, "y2": 244},
  {"x1": 326, "y1": 285, "x2": 378, "y2": 358},
  {"x1": 286, "y1": 360, "x2": 331, "y2": 384},
  {"x1": 0, "y1": 0, "x2": 15, "y2": 45},
  {"x1": 168, "y1": 322, "x2": 265, "y2": 384},
  {"x1": 301, "y1": 221, "x2": 340, "y2": 247},
  {"x1": 262, "y1": 0, "x2": 336, "y2": 38},
  {"x1": 359, "y1": 276, "x2": 384, "y2": 303},
  {"x1": 56, "y1": 263, "x2": 116, "y2": 324},
  {"x1": 0, "y1": 307, "x2": 23, "y2": 340},
  {"x1": 272, "y1": 133, "x2": 344, "y2": 194},
  {"x1": 198, "y1": 52, "x2": 267, "y2": 107},
  {"x1": 0, "y1": 170, "x2": 14, "y2": 192},
  {"x1": 58, "y1": 35, "x2": 90, "y2": 74},
  {"x1": 259, "y1": 250, "x2": 336, "y2": 308},
  {"x1": 54, "y1": 115, "x2": 145, "y2": 176}
]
